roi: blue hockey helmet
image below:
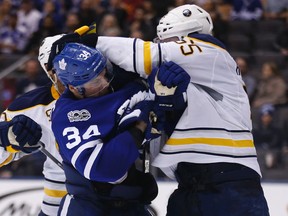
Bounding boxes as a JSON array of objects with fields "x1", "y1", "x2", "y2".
[{"x1": 52, "y1": 43, "x2": 107, "y2": 87}]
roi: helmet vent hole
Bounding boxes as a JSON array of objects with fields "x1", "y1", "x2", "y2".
[
  {"x1": 197, "y1": 8, "x2": 203, "y2": 13},
  {"x1": 82, "y1": 74, "x2": 89, "y2": 79},
  {"x1": 206, "y1": 17, "x2": 211, "y2": 24},
  {"x1": 74, "y1": 76, "x2": 81, "y2": 80}
]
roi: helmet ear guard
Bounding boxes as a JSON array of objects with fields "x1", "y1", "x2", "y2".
[{"x1": 157, "y1": 4, "x2": 213, "y2": 41}]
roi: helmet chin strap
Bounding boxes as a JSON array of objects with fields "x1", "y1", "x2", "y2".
[
  {"x1": 52, "y1": 73, "x2": 61, "y2": 94},
  {"x1": 109, "y1": 85, "x2": 114, "y2": 93}
]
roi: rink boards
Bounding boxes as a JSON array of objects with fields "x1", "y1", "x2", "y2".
[{"x1": 0, "y1": 179, "x2": 287, "y2": 216}]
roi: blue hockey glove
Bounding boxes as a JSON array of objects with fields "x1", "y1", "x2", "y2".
[
  {"x1": 1, "y1": 115, "x2": 42, "y2": 153},
  {"x1": 148, "y1": 61, "x2": 190, "y2": 110},
  {"x1": 118, "y1": 100, "x2": 163, "y2": 141},
  {"x1": 158, "y1": 61, "x2": 190, "y2": 89},
  {"x1": 118, "y1": 100, "x2": 154, "y2": 130}
]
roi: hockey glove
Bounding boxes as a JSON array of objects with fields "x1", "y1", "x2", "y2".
[
  {"x1": 118, "y1": 100, "x2": 163, "y2": 141},
  {"x1": 1, "y1": 115, "x2": 42, "y2": 153},
  {"x1": 0, "y1": 120, "x2": 12, "y2": 150},
  {"x1": 148, "y1": 61, "x2": 190, "y2": 111},
  {"x1": 47, "y1": 32, "x2": 81, "y2": 71},
  {"x1": 118, "y1": 100, "x2": 154, "y2": 131}
]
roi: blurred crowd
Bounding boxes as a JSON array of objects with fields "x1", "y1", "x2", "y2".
[{"x1": 0, "y1": 0, "x2": 288, "y2": 179}]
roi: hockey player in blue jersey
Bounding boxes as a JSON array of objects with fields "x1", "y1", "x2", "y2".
[
  {"x1": 0, "y1": 38, "x2": 159, "y2": 215},
  {"x1": 50, "y1": 43, "x2": 160, "y2": 216},
  {"x1": 0, "y1": 33, "x2": 143, "y2": 216}
]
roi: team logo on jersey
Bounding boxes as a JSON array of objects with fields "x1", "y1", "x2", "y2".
[
  {"x1": 59, "y1": 58, "x2": 67, "y2": 70},
  {"x1": 67, "y1": 109, "x2": 91, "y2": 122}
]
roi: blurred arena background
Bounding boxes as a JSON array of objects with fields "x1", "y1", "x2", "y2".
[{"x1": 0, "y1": 0, "x2": 288, "y2": 215}]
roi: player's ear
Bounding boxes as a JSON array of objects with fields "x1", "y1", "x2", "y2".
[
  {"x1": 69, "y1": 85, "x2": 85, "y2": 99},
  {"x1": 68, "y1": 85, "x2": 77, "y2": 94}
]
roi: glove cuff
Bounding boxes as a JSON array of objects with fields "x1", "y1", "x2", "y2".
[
  {"x1": 0, "y1": 121, "x2": 12, "y2": 150},
  {"x1": 80, "y1": 33, "x2": 98, "y2": 48},
  {"x1": 156, "y1": 93, "x2": 187, "y2": 111}
]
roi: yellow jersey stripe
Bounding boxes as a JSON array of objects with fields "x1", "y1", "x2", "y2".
[
  {"x1": 0, "y1": 153, "x2": 14, "y2": 167},
  {"x1": 6, "y1": 146, "x2": 19, "y2": 153},
  {"x1": 167, "y1": 137, "x2": 254, "y2": 147},
  {"x1": 143, "y1": 42, "x2": 152, "y2": 75},
  {"x1": 44, "y1": 188, "x2": 67, "y2": 198}
]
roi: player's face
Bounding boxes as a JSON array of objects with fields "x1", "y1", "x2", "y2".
[
  {"x1": 81, "y1": 69, "x2": 111, "y2": 98},
  {"x1": 47, "y1": 66, "x2": 66, "y2": 94}
]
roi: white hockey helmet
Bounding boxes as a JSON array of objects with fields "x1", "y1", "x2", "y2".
[
  {"x1": 157, "y1": 4, "x2": 213, "y2": 41},
  {"x1": 38, "y1": 34, "x2": 65, "y2": 83}
]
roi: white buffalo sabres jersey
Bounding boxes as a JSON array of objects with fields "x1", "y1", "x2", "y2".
[
  {"x1": 0, "y1": 85, "x2": 67, "y2": 215},
  {"x1": 97, "y1": 34, "x2": 261, "y2": 179}
]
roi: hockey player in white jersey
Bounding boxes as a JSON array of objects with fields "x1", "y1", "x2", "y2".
[
  {"x1": 48, "y1": 4, "x2": 270, "y2": 216},
  {"x1": 0, "y1": 34, "x2": 67, "y2": 216}
]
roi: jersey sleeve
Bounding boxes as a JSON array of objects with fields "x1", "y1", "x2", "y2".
[{"x1": 97, "y1": 37, "x2": 163, "y2": 78}]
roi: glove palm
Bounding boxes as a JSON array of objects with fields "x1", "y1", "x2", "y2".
[{"x1": 148, "y1": 61, "x2": 190, "y2": 111}]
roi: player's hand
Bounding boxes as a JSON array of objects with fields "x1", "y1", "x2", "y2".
[
  {"x1": 0, "y1": 115, "x2": 42, "y2": 154},
  {"x1": 47, "y1": 24, "x2": 98, "y2": 71},
  {"x1": 118, "y1": 99, "x2": 163, "y2": 141},
  {"x1": 80, "y1": 22, "x2": 98, "y2": 47},
  {"x1": 0, "y1": 120, "x2": 13, "y2": 150},
  {"x1": 148, "y1": 61, "x2": 190, "y2": 110},
  {"x1": 47, "y1": 33, "x2": 81, "y2": 71},
  {"x1": 158, "y1": 61, "x2": 190, "y2": 89},
  {"x1": 118, "y1": 100, "x2": 155, "y2": 130}
]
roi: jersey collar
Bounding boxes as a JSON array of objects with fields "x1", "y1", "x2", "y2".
[
  {"x1": 188, "y1": 33, "x2": 226, "y2": 50},
  {"x1": 51, "y1": 85, "x2": 60, "y2": 100}
]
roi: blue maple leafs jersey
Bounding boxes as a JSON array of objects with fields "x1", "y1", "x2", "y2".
[{"x1": 51, "y1": 81, "x2": 148, "y2": 184}]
